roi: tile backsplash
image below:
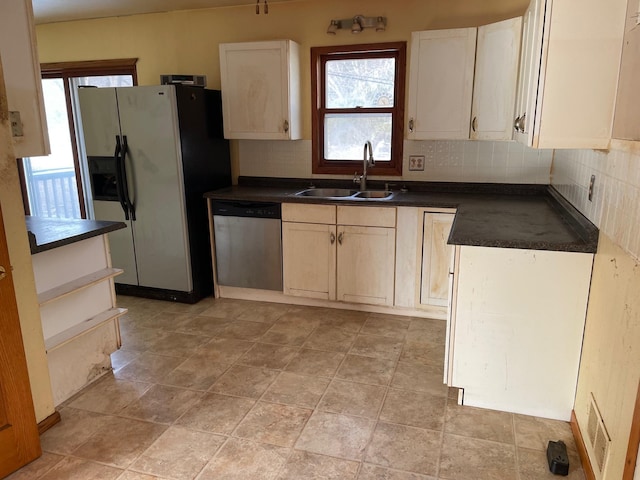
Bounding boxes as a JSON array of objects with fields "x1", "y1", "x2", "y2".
[
  {"x1": 238, "y1": 139, "x2": 553, "y2": 184},
  {"x1": 552, "y1": 140, "x2": 640, "y2": 262}
]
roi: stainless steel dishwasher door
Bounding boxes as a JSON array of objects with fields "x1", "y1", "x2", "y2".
[{"x1": 213, "y1": 215, "x2": 283, "y2": 291}]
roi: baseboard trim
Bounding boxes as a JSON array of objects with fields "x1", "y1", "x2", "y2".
[
  {"x1": 571, "y1": 410, "x2": 596, "y2": 480},
  {"x1": 37, "y1": 410, "x2": 61, "y2": 435}
]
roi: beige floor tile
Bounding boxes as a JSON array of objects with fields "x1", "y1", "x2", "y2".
[
  {"x1": 110, "y1": 349, "x2": 140, "y2": 370},
  {"x1": 68, "y1": 375, "x2": 150, "y2": 414},
  {"x1": 4, "y1": 452, "x2": 64, "y2": 480},
  {"x1": 517, "y1": 447, "x2": 585, "y2": 480},
  {"x1": 210, "y1": 365, "x2": 279, "y2": 398},
  {"x1": 380, "y1": 389, "x2": 446, "y2": 430},
  {"x1": 72, "y1": 416, "x2": 166, "y2": 468},
  {"x1": 399, "y1": 341, "x2": 445, "y2": 367},
  {"x1": 391, "y1": 362, "x2": 448, "y2": 396},
  {"x1": 114, "y1": 352, "x2": 184, "y2": 383},
  {"x1": 285, "y1": 349, "x2": 345, "y2": 377},
  {"x1": 277, "y1": 451, "x2": 359, "y2": 480},
  {"x1": 336, "y1": 355, "x2": 396, "y2": 386},
  {"x1": 445, "y1": 404, "x2": 514, "y2": 444},
  {"x1": 234, "y1": 401, "x2": 313, "y2": 447},
  {"x1": 406, "y1": 319, "x2": 446, "y2": 344},
  {"x1": 129, "y1": 311, "x2": 193, "y2": 331},
  {"x1": 218, "y1": 319, "x2": 273, "y2": 341},
  {"x1": 351, "y1": 335, "x2": 404, "y2": 360},
  {"x1": 119, "y1": 472, "x2": 163, "y2": 480},
  {"x1": 303, "y1": 326, "x2": 357, "y2": 352},
  {"x1": 176, "y1": 392, "x2": 255, "y2": 434},
  {"x1": 120, "y1": 384, "x2": 202, "y2": 424},
  {"x1": 198, "y1": 438, "x2": 290, "y2": 480},
  {"x1": 274, "y1": 310, "x2": 324, "y2": 330},
  {"x1": 317, "y1": 379, "x2": 386, "y2": 418},
  {"x1": 38, "y1": 457, "x2": 123, "y2": 480},
  {"x1": 357, "y1": 464, "x2": 437, "y2": 480},
  {"x1": 262, "y1": 372, "x2": 330, "y2": 408},
  {"x1": 362, "y1": 316, "x2": 410, "y2": 338},
  {"x1": 176, "y1": 316, "x2": 234, "y2": 336},
  {"x1": 146, "y1": 332, "x2": 211, "y2": 357},
  {"x1": 199, "y1": 298, "x2": 255, "y2": 318},
  {"x1": 162, "y1": 297, "x2": 216, "y2": 315},
  {"x1": 514, "y1": 415, "x2": 578, "y2": 454},
  {"x1": 236, "y1": 301, "x2": 292, "y2": 324},
  {"x1": 318, "y1": 309, "x2": 368, "y2": 332},
  {"x1": 260, "y1": 322, "x2": 315, "y2": 346},
  {"x1": 162, "y1": 357, "x2": 230, "y2": 390},
  {"x1": 237, "y1": 343, "x2": 298, "y2": 369},
  {"x1": 131, "y1": 426, "x2": 225, "y2": 480},
  {"x1": 365, "y1": 423, "x2": 441, "y2": 477},
  {"x1": 438, "y1": 433, "x2": 517, "y2": 480},
  {"x1": 119, "y1": 327, "x2": 172, "y2": 353},
  {"x1": 295, "y1": 411, "x2": 375, "y2": 460},
  {"x1": 189, "y1": 337, "x2": 255, "y2": 363},
  {"x1": 40, "y1": 408, "x2": 111, "y2": 455}
]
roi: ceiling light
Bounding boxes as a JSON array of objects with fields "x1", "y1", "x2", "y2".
[{"x1": 325, "y1": 15, "x2": 387, "y2": 35}]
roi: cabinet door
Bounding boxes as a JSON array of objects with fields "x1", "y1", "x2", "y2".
[
  {"x1": 219, "y1": 40, "x2": 301, "y2": 140},
  {"x1": 282, "y1": 222, "x2": 336, "y2": 300},
  {"x1": 407, "y1": 28, "x2": 476, "y2": 140},
  {"x1": 471, "y1": 17, "x2": 522, "y2": 141},
  {"x1": 420, "y1": 212, "x2": 454, "y2": 307},
  {"x1": 336, "y1": 225, "x2": 395, "y2": 306}
]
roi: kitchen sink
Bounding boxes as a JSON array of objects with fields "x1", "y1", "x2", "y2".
[
  {"x1": 295, "y1": 188, "x2": 358, "y2": 197},
  {"x1": 353, "y1": 190, "x2": 393, "y2": 199}
]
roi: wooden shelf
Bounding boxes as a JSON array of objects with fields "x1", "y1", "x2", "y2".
[
  {"x1": 45, "y1": 307, "x2": 127, "y2": 352},
  {"x1": 38, "y1": 267, "x2": 123, "y2": 306}
]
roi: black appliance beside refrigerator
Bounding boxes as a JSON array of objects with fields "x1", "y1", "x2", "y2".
[{"x1": 79, "y1": 85, "x2": 231, "y2": 303}]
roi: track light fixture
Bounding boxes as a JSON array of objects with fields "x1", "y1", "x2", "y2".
[{"x1": 326, "y1": 15, "x2": 387, "y2": 35}]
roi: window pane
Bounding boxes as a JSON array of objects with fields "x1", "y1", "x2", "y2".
[
  {"x1": 76, "y1": 75, "x2": 133, "y2": 87},
  {"x1": 324, "y1": 113, "x2": 392, "y2": 161},
  {"x1": 24, "y1": 78, "x2": 81, "y2": 219},
  {"x1": 325, "y1": 58, "x2": 395, "y2": 108}
]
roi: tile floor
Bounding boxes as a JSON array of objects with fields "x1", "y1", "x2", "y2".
[{"x1": 9, "y1": 296, "x2": 586, "y2": 480}]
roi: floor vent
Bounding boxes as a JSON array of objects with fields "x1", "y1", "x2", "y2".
[{"x1": 586, "y1": 393, "x2": 611, "y2": 475}]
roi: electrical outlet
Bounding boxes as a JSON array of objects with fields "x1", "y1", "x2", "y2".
[
  {"x1": 588, "y1": 174, "x2": 596, "y2": 202},
  {"x1": 409, "y1": 155, "x2": 425, "y2": 171}
]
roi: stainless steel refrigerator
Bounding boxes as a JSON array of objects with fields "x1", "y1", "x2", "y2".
[{"x1": 78, "y1": 84, "x2": 231, "y2": 303}]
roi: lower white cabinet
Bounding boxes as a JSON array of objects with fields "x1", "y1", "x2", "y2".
[
  {"x1": 447, "y1": 245, "x2": 593, "y2": 421},
  {"x1": 420, "y1": 212, "x2": 455, "y2": 307},
  {"x1": 282, "y1": 203, "x2": 395, "y2": 306}
]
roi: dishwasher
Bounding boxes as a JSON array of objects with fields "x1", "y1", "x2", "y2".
[{"x1": 212, "y1": 200, "x2": 283, "y2": 291}]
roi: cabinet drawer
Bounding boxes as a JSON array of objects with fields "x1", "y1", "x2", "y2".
[
  {"x1": 282, "y1": 203, "x2": 336, "y2": 224},
  {"x1": 337, "y1": 206, "x2": 396, "y2": 227}
]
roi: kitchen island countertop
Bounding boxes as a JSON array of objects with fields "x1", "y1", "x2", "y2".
[{"x1": 204, "y1": 178, "x2": 598, "y2": 253}]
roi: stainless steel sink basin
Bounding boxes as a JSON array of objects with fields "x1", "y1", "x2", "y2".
[
  {"x1": 296, "y1": 188, "x2": 357, "y2": 197},
  {"x1": 353, "y1": 190, "x2": 393, "y2": 199}
]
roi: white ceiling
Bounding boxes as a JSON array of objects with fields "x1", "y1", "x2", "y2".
[{"x1": 31, "y1": 0, "x2": 301, "y2": 24}]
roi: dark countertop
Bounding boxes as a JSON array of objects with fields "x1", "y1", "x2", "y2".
[
  {"x1": 204, "y1": 178, "x2": 598, "y2": 253},
  {"x1": 26, "y1": 216, "x2": 127, "y2": 254}
]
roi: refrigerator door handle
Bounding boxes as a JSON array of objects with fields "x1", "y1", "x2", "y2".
[
  {"x1": 114, "y1": 135, "x2": 130, "y2": 220},
  {"x1": 120, "y1": 135, "x2": 136, "y2": 221}
]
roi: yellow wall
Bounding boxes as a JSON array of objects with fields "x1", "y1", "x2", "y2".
[
  {"x1": 0, "y1": 59, "x2": 55, "y2": 423},
  {"x1": 574, "y1": 232, "x2": 640, "y2": 479},
  {"x1": 36, "y1": 0, "x2": 528, "y2": 140}
]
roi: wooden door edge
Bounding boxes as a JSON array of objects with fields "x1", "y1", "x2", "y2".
[
  {"x1": 37, "y1": 410, "x2": 61, "y2": 435},
  {"x1": 570, "y1": 410, "x2": 596, "y2": 480},
  {"x1": 623, "y1": 380, "x2": 640, "y2": 479}
]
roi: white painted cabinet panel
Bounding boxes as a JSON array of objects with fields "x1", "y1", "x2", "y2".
[
  {"x1": 0, "y1": 0, "x2": 49, "y2": 158},
  {"x1": 514, "y1": 0, "x2": 626, "y2": 149},
  {"x1": 219, "y1": 40, "x2": 301, "y2": 140},
  {"x1": 420, "y1": 212, "x2": 454, "y2": 307},
  {"x1": 449, "y1": 246, "x2": 593, "y2": 420},
  {"x1": 471, "y1": 17, "x2": 522, "y2": 140},
  {"x1": 407, "y1": 28, "x2": 476, "y2": 140}
]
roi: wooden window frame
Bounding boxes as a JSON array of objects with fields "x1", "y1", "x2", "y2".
[{"x1": 311, "y1": 42, "x2": 406, "y2": 176}]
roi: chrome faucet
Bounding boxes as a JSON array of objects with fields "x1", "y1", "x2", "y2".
[{"x1": 354, "y1": 140, "x2": 375, "y2": 191}]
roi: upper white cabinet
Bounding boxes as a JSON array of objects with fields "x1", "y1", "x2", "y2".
[
  {"x1": 407, "y1": 18, "x2": 522, "y2": 141},
  {"x1": 0, "y1": 0, "x2": 50, "y2": 158},
  {"x1": 219, "y1": 40, "x2": 301, "y2": 140},
  {"x1": 513, "y1": 0, "x2": 627, "y2": 149},
  {"x1": 471, "y1": 17, "x2": 522, "y2": 140},
  {"x1": 407, "y1": 28, "x2": 476, "y2": 140}
]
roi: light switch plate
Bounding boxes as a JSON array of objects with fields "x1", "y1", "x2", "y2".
[
  {"x1": 409, "y1": 155, "x2": 425, "y2": 171},
  {"x1": 9, "y1": 111, "x2": 23, "y2": 137}
]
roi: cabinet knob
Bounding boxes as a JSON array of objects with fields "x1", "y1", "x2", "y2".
[
  {"x1": 514, "y1": 116, "x2": 521, "y2": 132},
  {"x1": 283, "y1": 120, "x2": 289, "y2": 133},
  {"x1": 330, "y1": 232, "x2": 336, "y2": 245},
  {"x1": 0, "y1": 265, "x2": 6, "y2": 282},
  {"x1": 472, "y1": 116, "x2": 478, "y2": 132},
  {"x1": 408, "y1": 118, "x2": 414, "y2": 133},
  {"x1": 337, "y1": 232, "x2": 343, "y2": 245},
  {"x1": 518, "y1": 114, "x2": 526, "y2": 133}
]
